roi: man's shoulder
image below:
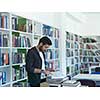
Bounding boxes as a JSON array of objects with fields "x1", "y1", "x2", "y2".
[{"x1": 28, "y1": 47, "x2": 36, "y2": 53}]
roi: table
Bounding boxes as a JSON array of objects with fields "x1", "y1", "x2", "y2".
[{"x1": 73, "y1": 74, "x2": 100, "y2": 81}]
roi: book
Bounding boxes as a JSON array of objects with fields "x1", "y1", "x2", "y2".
[
  {"x1": 2, "y1": 71, "x2": 6, "y2": 84},
  {"x1": 42, "y1": 24, "x2": 52, "y2": 37},
  {"x1": 2, "y1": 52, "x2": 9, "y2": 65},
  {"x1": 0, "y1": 49, "x2": 2, "y2": 66},
  {"x1": 54, "y1": 39, "x2": 58, "y2": 48},
  {"x1": 34, "y1": 21, "x2": 42, "y2": 35},
  {"x1": 12, "y1": 65, "x2": 26, "y2": 81},
  {"x1": 12, "y1": 34, "x2": 31, "y2": 47},
  {"x1": 12, "y1": 16, "x2": 18, "y2": 30},
  {"x1": 0, "y1": 16, "x2": 2, "y2": 28},
  {"x1": 0, "y1": 14, "x2": 8, "y2": 29},
  {"x1": 3, "y1": 34, "x2": 8, "y2": 47},
  {"x1": 0, "y1": 71, "x2": 2, "y2": 85},
  {"x1": 18, "y1": 17, "x2": 26, "y2": 32},
  {"x1": 0, "y1": 34, "x2": 3, "y2": 47},
  {"x1": 27, "y1": 21, "x2": 32, "y2": 33}
]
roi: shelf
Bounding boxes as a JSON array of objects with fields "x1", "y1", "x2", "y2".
[
  {"x1": 1, "y1": 82, "x2": 11, "y2": 87},
  {"x1": 12, "y1": 77, "x2": 27, "y2": 84},
  {"x1": 0, "y1": 12, "x2": 61, "y2": 87},
  {"x1": 12, "y1": 47, "x2": 31, "y2": 49},
  {"x1": 0, "y1": 47, "x2": 10, "y2": 49},
  {"x1": 0, "y1": 65, "x2": 10, "y2": 69},
  {"x1": 12, "y1": 30, "x2": 32, "y2": 35},
  {"x1": 0, "y1": 28, "x2": 10, "y2": 31},
  {"x1": 12, "y1": 63, "x2": 26, "y2": 66},
  {"x1": 46, "y1": 58, "x2": 59, "y2": 61}
]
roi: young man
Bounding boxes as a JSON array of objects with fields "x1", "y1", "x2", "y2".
[{"x1": 26, "y1": 36, "x2": 52, "y2": 87}]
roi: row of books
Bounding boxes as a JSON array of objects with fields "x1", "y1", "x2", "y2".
[
  {"x1": 45, "y1": 61, "x2": 55, "y2": 71},
  {"x1": 83, "y1": 57, "x2": 100, "y2": 62},
  {"x1": 66, "y1": 49, "x2": 82, "y2": 57},
  {"x1": 0, "y1": 14, "x2": 9, "y2": 29},
  {"x1": 0, "y1": 51, "x2": 9, "y2": 66},
  {"x1": 86, "y1": 44, "x2": 98, "y2": 49},
  {"x1": 45, "y1": 49, "x2": 59, "y2": 60},
  {"x1": 83, "y1": 38, "x2": 97, "y2": 43},
  {"x1": 12, "y1": 52, "x2": 25, "y2": 64},
  {"x1": 66, "y1": 32, "x2": 83, "y2": 43},
  {"x1": 83, "y1": 50, "x2": 95, "y2": 56},
  {"x1": 66, "y1": 49, "x2": 73, "y2": 57},
  {"x1": 0, "y1": 34, "x2": 9, "y2": 47},
  {"x1": 12, "y1": 16, "x2": 26, "y2": 32},
  {"x1": 66, "y1": 41, "x2": 79, "y2": 49},
  {"x1": 12, "y1": 35, "x2": 31, "y2": 47},
  {"x1": 0, "y1": 71, "x2": 7, "y2": 86},
  {"x1": 42, "y1": 24, "x2": 59, "y2": 38},
  {"x1": 12, "y1": 65, "x2": 27, "y2": 81},
  {"x1": 42, "y1": 24, "x2": 53, "y2": 37}
]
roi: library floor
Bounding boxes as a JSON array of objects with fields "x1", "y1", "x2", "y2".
[{"x1": 40, "y1": 82, "x2": 49, "y2": 87}]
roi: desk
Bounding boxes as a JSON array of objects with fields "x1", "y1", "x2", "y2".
[{"x1": 73, "y1": 74, "x2": 100, "y2": 82}]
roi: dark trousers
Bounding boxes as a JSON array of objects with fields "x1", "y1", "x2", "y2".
[
  {"x1": 28, "y1": 83, "x2": 40, "y2": 87},
  {"x1": 28, "y1": 78, "x2": 46, "y2": 87}
]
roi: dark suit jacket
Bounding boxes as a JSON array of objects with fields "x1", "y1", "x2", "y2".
[{"x1": 26, "y1": 47, "x2": 45, "y2": 86}]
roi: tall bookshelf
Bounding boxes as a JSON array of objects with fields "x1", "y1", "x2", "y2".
[
  {"x1": 33, "y1": 21, "x2": 60, "y2": 72},
  {"x1": 0, "y1": 12, "x2": 60, "y2": 87},
  {"x1": 82, "y1": 36, "x2": 100, "y2": 74},
  {"x1": 66, "y1": 31, "x2": 83, "y2": 77}
]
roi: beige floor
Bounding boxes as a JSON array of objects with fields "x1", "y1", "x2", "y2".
[{"x1": 40, "y1": 82, "x2": 49, "y2": 87}]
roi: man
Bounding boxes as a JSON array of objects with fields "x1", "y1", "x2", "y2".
[{"x1": 26, "y1": 36, "x2": 52, "y2": 87}]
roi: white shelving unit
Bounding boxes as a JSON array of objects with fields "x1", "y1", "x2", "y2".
[
  {"x1": 82, "y1": 36, "x2": 100, "y2": 74},
  {"x1": 66, "y1": 31, "x2": 83, "y2": 77},
  {"x1": 0, "y1": 12, "x2": 61, "y2": 87}
]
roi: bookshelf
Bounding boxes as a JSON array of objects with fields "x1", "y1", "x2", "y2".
[
  {"x1": 66, "y1": 31, "x2": 83, "y2": 77},
  {"x1": 82, "y1": 36, "x2": 100, "y2": 74},
  {"x1": 33, "y1": 22, "x2": 60, "y2": 72},
  {"x1": 11, "y1": 14, "x2": 33, "y2": 87},
  {"x1": 0, "y1": 12, "x2": 60, "y2": 87}
]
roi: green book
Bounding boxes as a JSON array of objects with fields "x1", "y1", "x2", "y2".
[{"x1": 18, "y1": 17, "x2": 26, "y2": 32}]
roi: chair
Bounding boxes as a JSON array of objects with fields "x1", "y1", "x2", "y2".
[{"x1": 77, "y1": 79, "x2": 96, "y2": 87}]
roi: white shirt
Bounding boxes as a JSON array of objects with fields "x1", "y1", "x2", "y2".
[{"x1": 39, "y1": 51, "x2": 46, "y2": 79}]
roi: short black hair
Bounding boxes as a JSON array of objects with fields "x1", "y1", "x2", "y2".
[{"x1": 38, "y1": 36, "x2": 52, "y2": 45}]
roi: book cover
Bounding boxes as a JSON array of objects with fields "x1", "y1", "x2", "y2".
[
  {"x1": 0, "y1": 16, "x2": 2, "y2": 28},
  {"x1": 4, "y1": 52, "x2": 9, "y2": 65},
  {"x1": 0, "y1": 71, "x2": 2, "y2": 85},
  {"x1": 2, "y1": 71, "x2": 6, "y2": 84},
  {"x1": 3, "y1": 34, "x2": 8, "y2": 47}
]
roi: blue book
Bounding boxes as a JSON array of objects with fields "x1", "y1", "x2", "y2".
[
  {"x1": 0, "y1": 71, "x2": 2, "y2": 85},
  {"x1": 0, "y1": 16, "x2": 2, "y2": 28},
  {"x1": 0, "y1": 34, "x2": 2, "y2": 47},
  {"x1": 2, "y1": 71, "x2": 6, "y2": 84},
  {"x1": 0, "y1": 49, "x2": 2, "y2": 66}
]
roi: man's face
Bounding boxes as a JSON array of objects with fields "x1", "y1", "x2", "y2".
[{"x1": 39, "y1": 43, "x2": 50, "y2": 52}]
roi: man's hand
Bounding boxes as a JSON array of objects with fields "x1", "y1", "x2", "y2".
[{"x1": 44, "y1": 70, "x2": 50, "y2": 75}]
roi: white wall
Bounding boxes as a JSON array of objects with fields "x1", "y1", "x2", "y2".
[{"x1": 81, "y1": 12, "x2": 100, "y2": 36}]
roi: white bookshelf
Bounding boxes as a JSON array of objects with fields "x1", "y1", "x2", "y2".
[
  {"x1": 0, "y1": 12, "x2": 61, "y2": 87},
  {"x1": 80, "y1": 36, "x2": 100, "y2": 74},
  {"x1": 66, "y1": 31, "x2": 83, "y2": 77}
]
